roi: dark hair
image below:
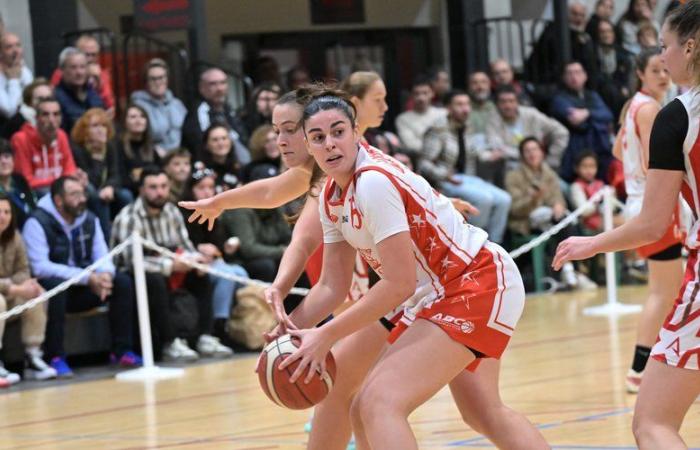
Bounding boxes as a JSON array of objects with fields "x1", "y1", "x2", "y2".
[
  {"x1": 493, "y1": 84, "x2": 518, "y2": 102},
  {"x1": 22, "y1": 77, "x2": 51, "y2": 106},
  {"x1": 162, "y1": 147, "x2": 191, "y2": 167},
  {"x1": 203, "y1": 123, "x2": 232, "y2": 147},
  {"x1": 411, "y1": 74, "x2": 432, "y2": 89},
  {"x1": 621, "y1": 0, "x2": 651, "y2": 23},
  {"x1": 50, "y1": 175, "x2": 81, "y2": 199},
  {"x1": 181, "y1": 163, "x2": 217, "y2": 202},
  {"x1": 0, "y1": 137, "x2": 12, "y2": 156},
  {"x1": 664, "y1": 0, "x2": 700, "y2": 84},
  {"x1": 427, "y1": 66, "x2": 448, "y2": 82},
  {"x1": 574, "y1": 150, "x2": 598, "y2": 167},
  {"x1": 618, "y1": 47, "x2": 663, "y2": 124},
  {"x1": 301, "y1": 88, "x2": 358, "y2": 130},
  {"x1": 143, "y1": 57, "x2": 169, "y2": 85},
  {"x1": 35, "y1": 97, "x2": 60, "y2": 113},
  {"x1": 443, "y1": 89, "x2": 469, "y2": 106},
  {"x1": 122, "y1": 103, "x2": 155, "y2": 162},
  {"x1": 0, "y1": 192, "x2": 16, "y2": 246},
  {"x1": 286, "y1": 65, "x2": 310, "y2": 89},
  {"x1": 138, "y1": 165, "x2": 167, "y2": 188},
  {"x1": 562, "y1": 60, "x2": 585, "y2": 76},
  {"x1": 518, "y1": 136, "x2": 544, "y2": 156}
]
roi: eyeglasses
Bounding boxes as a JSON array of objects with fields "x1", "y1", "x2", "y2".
[
  {"x1": 192, "y1": 167, "x2": 216, "y2": 181},
  {"x1": 147, "y1": 75, "x2": 167, "y2": 82}
]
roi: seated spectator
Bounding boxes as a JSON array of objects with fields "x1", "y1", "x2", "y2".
[
  {"x1": 51, "y1": 35, "x2": 114, "y2": 115},
  {"x1": 181, "y1": 67, "x2": 250, "y2": 163},
  {"x1": 616, "y1": 0, "x2": 655, "y2": 55},
  {"x1": 570, "y1": 150, "x2": 606, "y2": 232},
  {"x1": 637, "y1": 20, "x2": 659, "y2": 51},
  {"x1": 420, "y1": 90, "x2": 511, "y2": 243},
  {"x1": 466, "y1": 71, "x2": 498, "y2": 135},
  {"x1": 0, "y1": 32, "x2": 34, "y2": 127},
  {"x1": 199, "y1": 124, "x2": 242, "y2": 192},
  {"x1": 243, "y1": 124, "x2": 280, "y2": 182},
  {"x1": 130, "y1": 58, "x2": 187, "y2": 155},
  {"x1": 70, "y1": 108, "x2": 131, "y2": 237},
  {"x1": 550, "y1": 61, "x2": 614, "y2": 182},
  {"x1": 586, "y1": 0, "x2": 615, "y2": 45},
  {"x1": 0, "y1": 140, "x2": 34, "y2": 227},
  {"x1": 0, "y1": 192, "x2": 56, "y2": 385},
  {"x1": 12, "y1": 98, "x2": 77, "y2": 196},
  {"x1": 227, "y1": 164, "x2": 291, "y2": 282},
  {"x1": 428, "y1": 67, "x2": 451, "y2": 107},
  {"x1": 487, "y1": 85, "x2": 570, "y2": 172},
  {"x1": 527, "y1": 1, "x2": 598, "y2": 86},
  {"x1": 113, "y1": 104, "x2": 161, "y2": 195},
  {"x1": 505, "y1": 138, "x2": 595, "y2": 289},
  {"x1": 594, "y1": 19, "x2": 634, "y2": 118},
  {"x1": 490, "y1": 59, "x2": 533, "y2": 106},
  {"x1": 395, "y1": 75, "x2": 446, "y2": 156},
  {"x1": 23, "y1": 176, "x2": 139, "y2": 377},
  {"x1": 163, "y1": 148, "x2": 192, "y2": 203},
  {"x1": 53, "y1": 48, "x2": 103, "y2": 132},
  {"x1": 111, "y1": 167, "x2": 232, "y2": 360},
  {"x1": 238, "y1": 82, "x2": 281, "y2": 142},
  {"x1": 180, "y1": 167, "x2": 248, "y2": 342},
  {"x1": 1, "y1": 77, "x2": 52, "y2": 140},
  {"x1": 285, "y1": 65, "x2": 310, "y2": 90}
]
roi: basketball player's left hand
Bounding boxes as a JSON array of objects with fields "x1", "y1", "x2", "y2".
[
  {"x1": 281, "y1": 327, "x2": 334, "y2": 384},
  {"x1": 552, "y1": 236, "x2": 597, "y2": 271}
]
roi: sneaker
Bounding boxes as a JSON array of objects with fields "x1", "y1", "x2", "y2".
[
  {"x1": 197, "y1": 334, "x2": 234, "y2": 357},
  {"x1": 163, "y1": 338, "x2": 199, "y2": 362},
  {"x1": 0, "y1": 377, "x2": 9, "y2": 388},
  {"x1": 110, "y1": 351, "x2": 143, "y2": 368},
  {"x1": 626, "y1": 368, "x2": 643, "y2": 393},
  {"x1": 575, "y1": 273, "x2": 598, "y2": 290},
  {"x1": 25, "y1": 349, "x2": 57, "y2": 380},
  {"x1": 0, "y1": 362, "x2": 20, "y2": 385},
  {"x1": 49, "y1": 357, "x2": 74, "y2": 379},
  {"x1": 562, "y1": 263, "x2": 578, "y2": 287}
]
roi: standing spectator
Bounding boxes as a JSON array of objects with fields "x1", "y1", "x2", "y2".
[
  {"x1": 51, "y1": 36, "x2": 114, "y2": 115},
  {"x1": 0, "y1": 140, "x2": 35, "y2": 227},
  {"x1": 11, "y1": 98, "x2": 77, "y2": 196},
  {"x1": 466, "y1": 71, "x2": 498, "y2": 135},
  {"x1": 181, "y1": 67, "x2": 250, "y2": 164},
  {"x1": 395, "y1": 75, "x2": 446, "y2": 156},
  {"x1": 594, "y1": 19, "x2": 634, "y2": 118},
  {"x1": 586, "y1": 0, "x2": 615, "y2": 45},
  {"x1": 53, "y1": 48, "x2": 103, "y2": 132},
  {"x1": 113, "y1": 104, "x2": 161, "y2": 195},
  {"x1": 616, "y1": 0, "x2": 655, "y2": 55},
  {"x1": 70, "y1": 108, "x2": 131, "y2": 237},
  {"x1": 22, "y1": 176, "x2": 139, "y2": 377},
  {"x1": 162, "y1": 148, "x2": 192, "y2": 203},
  {"x1": 1, "y1": 78, "x2": 52, "y2": 140},
  {"x1": 487, "y1": 85, "x2": 570, "y2": 171},
  {"x1": 180, "y1": 167, "x2": 248, "y2": 342},
  {"x1": 420, "y1": 90, "x2": 511, "y2": 243},
  {"x1": 130, "y1": 58, "x2": 187, "y2": 155},
  {"x1": 238, "y1": 82, "x2": 281, "y2": 141},
  {"x1": 550, "y1": 62, "x2": 614, "y2": 182},
  {"x1": 227, "y1": 164, "x2": 291, "y2": 282},
  {"x1": 0, "y1": 192, "x2": 56, "y2": 385},
  {"x1": 111, "y1": 167, "x2": 232, "y2": 360},
  {"x1": 490, "y1": 59, "x2": 533, "y2": 106},
  {"x1": 243, "y1": 124, "x2": 281, "y2": 182},
  {"x1": 0, "y1": 32, "x2": 33, "y2": 126},
  {"x1": 199, "y1": 124, "x2": 242, "y2": 192}
]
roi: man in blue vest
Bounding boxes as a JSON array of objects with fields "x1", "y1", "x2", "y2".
[{"x1": 22, "y1": 176, "x2": 139, "y2": 377}]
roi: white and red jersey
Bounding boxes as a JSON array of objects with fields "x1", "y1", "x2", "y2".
[
  {"x1": 621, "y1": 91, "x2": 657, "y2": 201},
  {"x1": 320, "y1": 143, "x2": 490, "y2": 324},
  {"x1": 677, "y1": 87, "x2": 700, "y2": 250}
]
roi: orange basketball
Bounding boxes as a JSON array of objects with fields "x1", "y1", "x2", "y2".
[{"x1": 256, "y1": 334, "x2": 336, "y2": 409}]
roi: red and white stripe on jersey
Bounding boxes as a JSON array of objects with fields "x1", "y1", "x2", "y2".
[
  {"x1": 679, "y1": 87, "x2": 700, "y2": 249},
  {"x1": 320, "y1": 143, "x2": 492, "y2": 330}
]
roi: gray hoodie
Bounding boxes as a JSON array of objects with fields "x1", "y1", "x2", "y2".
[{"x1": 131, "y1": 89, "x2": 187, "y2": 152}]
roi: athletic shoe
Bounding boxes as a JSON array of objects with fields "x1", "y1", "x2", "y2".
[
  {"x1": 197, "y1": 334, "x2": 234, "y2": 357},
  {"x1": 626, "y1": 368, "x2": 643, "y2": 393},
  {"x1": 50, "y1": 357, "x2": 74, "y2": 379},
  {"x1": 562, "y1": 263, "x2": 578, "y2": 287},
  {"x1": 25, "y1": 348, "x2": 57, "y2": 380},
  {"x1": 0, "y1": 362, "x2": 20, "y2": 385},
  {"x1": 163, "y1": 338, "x2": 199, "y2": 362},
  {"x1": 110, "y1": 351, "x2": 143, "y2": 367},
  {"x1": 575, "y1": 273, "x2": 598, "y2": 290}
]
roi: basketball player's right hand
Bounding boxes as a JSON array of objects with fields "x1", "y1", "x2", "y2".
[
  {"x1": 552, "y1": 235, "x2": 597, "y2": 271},
  {"x1": 178, "y1": 198, "x2": 222, "y2": 231}
]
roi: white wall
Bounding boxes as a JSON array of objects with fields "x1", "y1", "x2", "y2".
[{"x1": 0, "y1": 0, "x2": 34, "y2": 71}]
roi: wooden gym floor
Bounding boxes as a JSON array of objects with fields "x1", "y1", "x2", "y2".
[{"x1": 1, "y1": 285, "x2": 699, "y2": 449}]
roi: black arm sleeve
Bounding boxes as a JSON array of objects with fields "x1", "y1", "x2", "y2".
[{"x1": 648, "y1": 99, "x2": 689, "y2": 171}]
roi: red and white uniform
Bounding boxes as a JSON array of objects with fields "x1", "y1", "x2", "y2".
[
  {"x1": 651, "y1": 87, "x2": 700, "y2": 369},
  {"x1": 621, "y1": 91, "x2": 683, "y2": 258},
  {"x1": 320, "y1": 144, "x2": 525, "y2": 364}
]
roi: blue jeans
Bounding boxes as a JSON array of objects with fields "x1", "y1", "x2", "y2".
[
  {"x1": 440, "y1": 174, "x2": 511, "y2": 243},
  {"x1": 209, "y1": 259, "x2": 249, "y2": 319}
]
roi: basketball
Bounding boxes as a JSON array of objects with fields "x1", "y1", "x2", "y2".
[{"x1": 256, "y1": 334, "x2": 336, "y2": 409}]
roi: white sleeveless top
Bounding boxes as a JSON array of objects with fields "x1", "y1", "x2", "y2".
[{"x1": 622, "y1": 91, "x2": 657, "y2": 200}]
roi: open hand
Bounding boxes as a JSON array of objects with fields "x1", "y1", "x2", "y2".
[
  {"x1": 278, "y1": 327, "x2": 334, "y2": 384},
  {"x1": 552, "y1": 235, "x2": 597, "y2": 271},
  {"x1": 178, "y1": 198, "x2": 222, "y2": 231}
]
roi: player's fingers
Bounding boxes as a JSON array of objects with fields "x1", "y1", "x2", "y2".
[
  {"x1": 289, "y1": 356, "x2": 308, "y2": 383},
  {"x1": 207, "y1": 218, "x2": 215, "y2": 231},
  {"x1": 304, "y1": 360, "x2": 319, "y2": 384},
  {"x1": 187, "y1": 211, "x2": 201, "y2": 223},
  {"x1": 283, "y1": 316, "x2": 298, "y2": 331}
]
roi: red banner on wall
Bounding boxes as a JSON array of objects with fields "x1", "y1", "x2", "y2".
[{"x1": 134, "y1": 0, "x2": 192, "y2": 31}]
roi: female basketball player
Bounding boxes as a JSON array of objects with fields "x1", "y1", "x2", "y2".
[
  {"x1": 555, "y1": 2, "x2": 700, "y2": 447},
  {"x1": 613, "y1": 47, "x2": 685, "y2": 393},
  {"x1": 275, "y1": 90, "x2": 529, "y2": 449}
]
